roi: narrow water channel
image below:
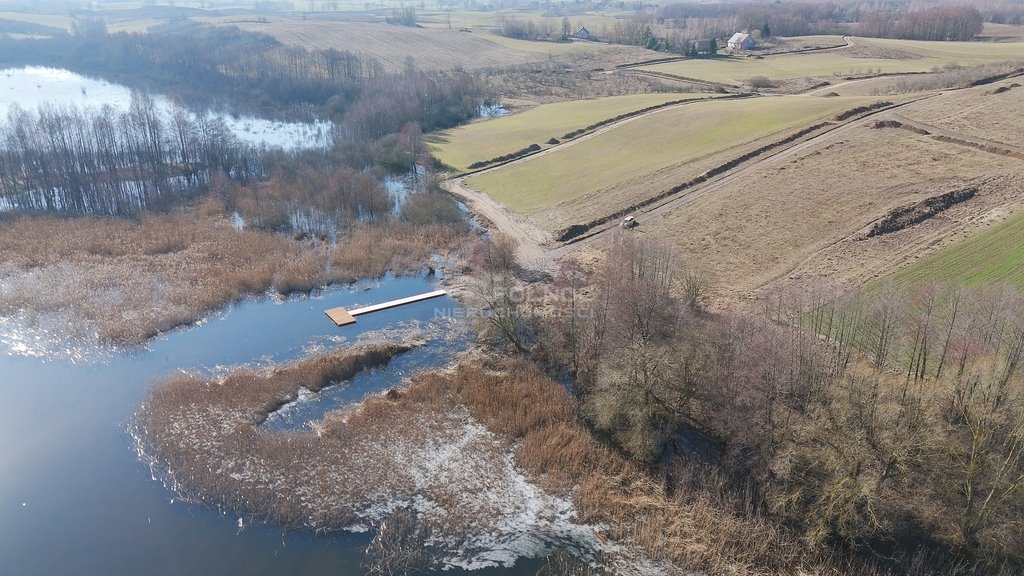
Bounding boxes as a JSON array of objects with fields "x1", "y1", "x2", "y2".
[{"x1": 0, "y1": 273, "x2": 543, "y2": 575}]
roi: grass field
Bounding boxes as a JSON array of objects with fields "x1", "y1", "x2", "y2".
[
  {"x1": 641, "y1": 36, "x2": 1024, "y2": 85},
  {"x1": 0, "y1": 11, "x2": 74, "y2": 31},
  {"x1": 430, "y1": 93, "x2": 707, "y2": 171},
  {"x1": 899, "y1": 81, "x2": 1024, "y2": 145},
  {"x1": 465, "y1": 95, "x2": 876, "y2": 215},
  {"x1": 890, "y1": 210, "x2": 1024, "y2": 288},
  {"x1": 638, "y1": 123, "x2": 1024, "y2": 300},
  {"x1": 197, "y1": 17, "x2": 542, "y2": 72},
  {"x1": 477, "y1": 32, "x2": 618, "y2": 55}
]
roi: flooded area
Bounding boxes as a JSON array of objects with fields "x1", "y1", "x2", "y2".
[
  {"x1": 0, "y1": 67, "x2": 330, "y2": 149},
  {"x1": 0, "y1": 274, "x2": 544, "y2": 575}
]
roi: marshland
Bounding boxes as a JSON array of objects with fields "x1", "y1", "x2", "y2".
[{"x1": 3, "y1": 1, "x2": 1024, "y2": 575}]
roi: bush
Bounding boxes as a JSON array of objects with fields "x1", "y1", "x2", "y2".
[
  {"x1": 399, "y1": 192, "x2": 466, "y2": 227},
  {"x1": 747, "y1": 76, "x2": 776, "y2": 88}
]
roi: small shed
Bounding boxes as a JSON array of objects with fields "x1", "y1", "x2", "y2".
[
  {"x1": 574, "y1": 26, "x2": 591, "y2": 40},
  {"x1": 727, "y1": 32, "x2": 755, "y2": 50}
]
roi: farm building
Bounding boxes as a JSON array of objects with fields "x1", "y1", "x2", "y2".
[
  {"x1": 727, "y1": 32, "x2": 755, "y2": 50},
  {"x1": 574, "y1": 26, "x2": 591, "y2": 40}
]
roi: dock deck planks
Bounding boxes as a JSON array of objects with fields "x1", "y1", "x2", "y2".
[{"x1": 324, "y1": 289, "x2": 447, "y2": 326}]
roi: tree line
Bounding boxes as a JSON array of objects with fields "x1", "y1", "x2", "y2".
[
  {"x1": 475, "y1": 231, "x2": 1024, "y2": 573},
  {"x1": 0, "y1": 95, "x2": 260, "y2": 215},
  {"x1": 0, "y1": 20, "x2": 380, "y2": 122},
  {"x1": 0, "y1": 20, "x2": 490, "y2": 218}
]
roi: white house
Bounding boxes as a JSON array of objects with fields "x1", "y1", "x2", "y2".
[
  {"x1": 727, "y1": 32, "x2": 755, "y2": 50},
  {"x1": 574, "y1": 26, "x2": 591, "y2": 40}
]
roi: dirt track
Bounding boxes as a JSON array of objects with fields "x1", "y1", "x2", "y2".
[
  {"x1": 441, "y1": 96, "x2": 744, "y2": 266},
  {"x1": 441, "y1": 90, "x2": 1010, "y2": 283}
]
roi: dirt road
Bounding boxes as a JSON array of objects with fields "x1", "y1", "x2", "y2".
[{"x1": 441, "y1": 96, "x2": 743, "y2": 266}]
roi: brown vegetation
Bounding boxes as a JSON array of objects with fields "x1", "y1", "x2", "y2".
[
  {"x1": 865, "y1": 186, "x2": 977, "y2": 238},
  {"x1": 137, "y1": 340, "x2": 618, "y2": 571},
  {"x1": 520, "y1": 232, "x2": 1024, "y2": 572},
  {"x1": 448, "y1": 358, "x2": 807, "y2": 574},
  {"x1": 643, "y1": 119, "x2": 1024, "y2": 301},
  {"x1": 889, "y1": 61, "x2": 1024, "y2": 95},
  {"x1": 0, "y1": 212, "x2": 467, "y2": 345}
]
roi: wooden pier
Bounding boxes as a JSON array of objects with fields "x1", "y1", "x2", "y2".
[{"x1": 325, "y1": 289, "x2": 447, "y2": 326}]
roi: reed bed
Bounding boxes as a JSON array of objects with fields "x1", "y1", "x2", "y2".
[
  {"x1": 137, "y1": 337, "x2": 812, "y2": 572},
  {"x1": 135, "y1": 343, "x2": 595, "y2": 571},
  {"x1": 0, "y1": 214, "x2": 468, "y2": 345},
  {"x1": 446, "y1": 359, "x2": 809, "y2": 575}
]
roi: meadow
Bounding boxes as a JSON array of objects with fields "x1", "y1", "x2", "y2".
[
  {"x1": 641, "y1": 35, "x2": 1024, "y2": 85},
  {"x1": 464, "y1": 94, "x2": 877, "y2": 216},
  {"x1": 636, "y1": 107, "x2": 1024, "y2": 301},
  {"x1": 194, "y1": 17, "x2": 542, "y2": 72},
  {"x1": 889, "y1": 210, "x2": 1024, "y2": 288},
  {"x1": 430, "y1": 92, "x2": 707, "y2": 171},
  {"x1": 897, "y1": 81, "x2": 1024, "y2": 145}
]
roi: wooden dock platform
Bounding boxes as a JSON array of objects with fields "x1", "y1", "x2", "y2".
[
  {"x1": 325, "y1": 289, "x2": 447, "y2": 326},
  {"x1": 324, "y1": 307, "x2": 357, "y2": 326}
]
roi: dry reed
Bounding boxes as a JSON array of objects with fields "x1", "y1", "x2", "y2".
[
  {"x1": 445, "y1": 358, "x2": 810, "y2": 574},
  {"x1": 0, "y1": 214, "x2": 468, "y2": 345},
  {"x1": 136, "y1": 343, "x2": 590, "y2": 570}
]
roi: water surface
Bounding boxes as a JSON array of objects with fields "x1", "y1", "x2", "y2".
[
  {"x1": 0, "y1": 66, "x2": 330, "y2": 149},
  {"x1": 0, "y1": 274, "x2": 542, "y2": 575}
]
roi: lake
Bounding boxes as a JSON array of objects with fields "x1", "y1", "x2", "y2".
[
  {"x1": 0, "y1": 273, "x2": 547, "y2": 576},
  {"x1": 0, "y1": 66, "x2": 331, "y2": 150}
]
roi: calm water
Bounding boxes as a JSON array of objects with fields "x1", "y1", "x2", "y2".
[
  {"x1": 0, "y1": 274, "x2": 542, "y2": 576},
  {"x1": 0, "y1": 67, "x2": 330, "y2": 149}
]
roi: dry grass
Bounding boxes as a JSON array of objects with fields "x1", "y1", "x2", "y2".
[
  {"x1": 897, "y1": 80, "x2": 1024, "y2": 146},
  {"x1": 448, "y1": 359, "x2": 809, "y2": 574},
  {"x1": 137, "y1": 332, "x2": 812, "y2": 572},
  {"x1": 0, "y1": 213, "x2": 468, "y2": 345},
  {"x1": 641, "y1": 121, "x2": 1024, "y2": 304},
  {"x1": 202, "y1": 16, "x2": 541, "y2": 73},
  {"x1": 136, "y1": 343, "x2": 604, "y2": 570}
]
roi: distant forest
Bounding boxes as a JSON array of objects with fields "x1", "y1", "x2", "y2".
[
  {"x1": 0, "y1": 21, "x2": 490, "y2": 217},
  {"x1": 657, "y1": 1, "x2": 986, "y2": 41},
  {"x1": 497, "y1": 0, "x2": 1013, "y2": 50},
  {"x1": 0, "y1": 19, "x2": 489, "y2": 129}
]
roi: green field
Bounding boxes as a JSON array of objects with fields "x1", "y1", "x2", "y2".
[
  {"x1": 465, "y1": 94, "x2": 876, "y2": 214},
  {"x1": 642, "y1": 36, "x2": 1024, "y2": 85},
  {"x1": 430, "y1": 93, "x2": 708, "y2": 171},
  {"x1": 890, "y1": 212, "x2": 1024, "y2": 288}
]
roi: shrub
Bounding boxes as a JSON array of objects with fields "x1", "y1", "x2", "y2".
[{"x1": 399, "y1": 192, "x2": 466, "y2": 227}]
